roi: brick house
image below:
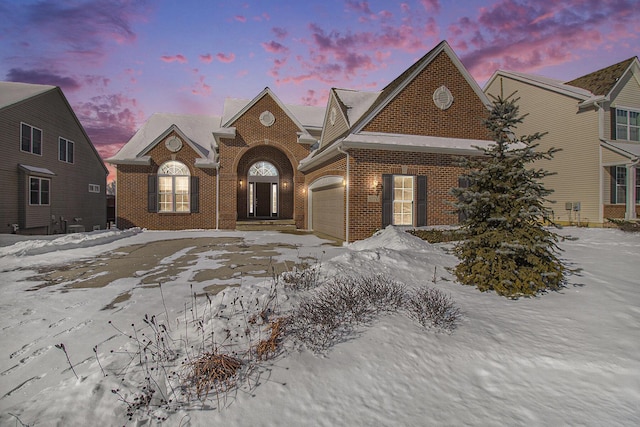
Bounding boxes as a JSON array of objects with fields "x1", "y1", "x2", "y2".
[
  {"x1": 484, "y1": 56, "x2": 640, "y2": 225},
  {"x1": 108, "y1": 40, "x2": 495, "y2": 242},
  {"x1": 0, "y1": 81, "x2": 108, "y2": 235}
]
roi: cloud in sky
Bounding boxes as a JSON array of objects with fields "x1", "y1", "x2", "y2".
[
  {"x1": 6, "y1": 68, "x2": 81, "y2": 92},
  {"x1": 216, "y1": 53, "x2": 236, "y2": 63},
  {"x1": 160, "y1": 54, "x2": 188, "y2": 64},
  {"x1": 75, "y1": 93, "x2": 143, "y2": 157},
  {"x1": 199, "y1": 54, "x2": 214, "y2": 64},
  {"x1": 449, "y1": 0, "x2": 640, "y2": 81}
]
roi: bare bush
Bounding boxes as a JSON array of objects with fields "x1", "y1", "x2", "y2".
[
  {"x1": 405, "y1": 287, "x2": 461, "y2": 332},
  {"x1": 288, "y1": 275, "x2": 406, "y2": 352},
  {"x1": 281, "y1": 263, "x2": 322, "y2": 291}
]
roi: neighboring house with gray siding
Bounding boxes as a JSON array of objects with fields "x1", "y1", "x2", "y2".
[
  {"x1": 484, "y1": 56, "x2": 640, "y2": 226},
  {"x1": 0, "y1": 81, "x2": 108, "y2": 234}
]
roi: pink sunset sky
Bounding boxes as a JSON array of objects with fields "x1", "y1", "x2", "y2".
[{"x1": 1, "y1": 0, "x2": 638, "y2": 181}]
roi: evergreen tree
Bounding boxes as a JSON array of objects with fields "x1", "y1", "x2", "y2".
[{"x1": 450, "y1": 94, "x2": 566, "y2": 297}]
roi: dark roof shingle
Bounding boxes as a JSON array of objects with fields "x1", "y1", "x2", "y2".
[{"x1": 565, "y1": 57, "x2": 637, "y2": 96}]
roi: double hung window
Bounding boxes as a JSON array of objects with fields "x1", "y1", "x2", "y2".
[
  {"x1": 30, "y1": 177, "x2": 50, "y2": 205},
  {"x1": 615, "y1": 108, "x2": 640, "y2": 142},
  {"x1": 59, "y1": 137, "x2": 74, "y2": 163},
  {"x1": 21, "y1": 123, "x2": 42, "y2": 155}
]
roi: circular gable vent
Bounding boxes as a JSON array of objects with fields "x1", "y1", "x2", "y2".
[{"x1": 433, "y1": 85, "x2": 454, "y2": 110}]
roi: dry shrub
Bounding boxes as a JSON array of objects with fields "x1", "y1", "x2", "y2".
[
  {"x1": 186, "y1": 352, "x2": 242, "y2": 400},
  {"x1": 256, "y1": 317, "x2": 286, "y2": 360},
  {"x1": 288, "y1": 275, "x2": 406, "y2": 352},
  {"x1": 405, "y1": 287, "x2": 461, "y2": 332},
  {"x1": 281, "y1": 264, "x2": 322, "y2": 290}
]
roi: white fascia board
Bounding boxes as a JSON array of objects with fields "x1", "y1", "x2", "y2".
[
  {"x1": 601, "y1": 140, "x2": 640, "y2": 161},
  {"x1": 106, "y1": 156, "x2": 151, "y2": 166},
  {"x1": 297, "y1": 132, "x2": 318, "y2": 144},
  {"x1": 195, "y1": 158, "x2": 219, "y2": 169},
  {"x1": 213, "y1": 127, "x2": 236, "y2": 138}
]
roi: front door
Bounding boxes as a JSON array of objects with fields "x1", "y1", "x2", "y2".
[
  {"x1": 248, "y1": 161, "x2": 279, "y2": 218},
  {"x1": 255, "y1": 182, "x2": 272, "y2": 217}
]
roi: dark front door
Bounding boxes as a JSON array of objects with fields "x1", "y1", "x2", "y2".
[{"x1": 255, "y1": 182, "x2": 271, "y2": 217}]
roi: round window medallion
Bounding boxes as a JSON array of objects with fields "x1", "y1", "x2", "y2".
[
  {"x1": 259, "y1": 110, "x2": 276, "y2": 127},
  {"x1": 330, "y1": 107, "x2": 337, "y2": 125},
  {"x1": 433, "y1": 85, "x2": 454, "y2": 110},
  {"x1": 165, "y1": 136, "x2": 183, "y2": 152}
]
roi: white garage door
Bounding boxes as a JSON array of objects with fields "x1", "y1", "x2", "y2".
[{"x1": 311, "y1": 184, "x2": 344, "y2": 240}]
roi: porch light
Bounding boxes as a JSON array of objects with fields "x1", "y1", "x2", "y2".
[{"x1": 239, "y1": 179, "x2": 243, "y2": 188}]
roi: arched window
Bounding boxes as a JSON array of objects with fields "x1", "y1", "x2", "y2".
[
  {"x1": 158, "y1": 160, "x2": 190, "y2": 212},
  {"x1": 249, "y1": 161, "x2": 278, "y2": 177}
]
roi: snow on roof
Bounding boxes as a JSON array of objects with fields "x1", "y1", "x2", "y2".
[
  {"x1": 489, "y1": 70, "x2": 595, "y2": 100},
  {"x1": 342, "y1": 131, "x2": 496, "y2": 154},
  {"x1": 108, "y1": 113, "x2": 221, "y2": 163},
  {"x1": 0, "y1": 81, "x2": 56, "y2": 110},
  {"x1": 334, "y1": 89, "x2": 381, "y2": 125},
  {"x1": 221, "y1": 97, "x2": 325, "y2": 129}
]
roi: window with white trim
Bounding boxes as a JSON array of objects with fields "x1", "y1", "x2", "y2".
[
  {"x1": 158, "y1": 160, "x2": 190, "y2": 212},
  {"x1": 89, "y1": 184, "x2": 100, "y2": 193},
  {"x1": 29, "y1": 177, "x2": 50, "y2": 205},
  {"x1": 21, "y1": 123, "x2": 42, "y2": 155},
  {"x1": 616, "y1": 108, "x2": 640, "y2": 142},
  {"x1": 393, "y1": 175, "x2": 414, "y2": 225},
  {"x1": 59, "y1": 137, "x2": 74, "y2": 163},
  {"x1": 637, "y1": 168, "x2": 640, "y2": 205},
  {"x1": 612, "y1": 166, "x2": 626, "y2": 204}
]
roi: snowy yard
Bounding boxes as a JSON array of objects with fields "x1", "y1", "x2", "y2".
[{"x1": 0, "y1": 226, "x2": 638, "y2": 426}]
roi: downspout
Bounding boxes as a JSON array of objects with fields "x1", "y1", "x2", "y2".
[
  {"x1": 626, "y1": 158, "x2": 639, "y2": 220},
  {"x1": 595, "y1": 101, "x2": 604, "y2": 224},
  {"x1": 338, "y1": 145, "x2": 350, "y2": 244},
  {"x1": 216, "y1": 163, "x2": 220, "y2": 230}
]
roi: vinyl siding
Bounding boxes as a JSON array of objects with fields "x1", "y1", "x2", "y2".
[
  {"x1": 485, "y1": 76, "x2": 601, "y2": 225},
  {"x1": 606, "y1": 73, "x2": 640, "y2": 140},
  {"x1": 0, "y1": 89, "x2": 107, "y2": 233},
  {"x1": 319, "y1": 96, "x2": 349, "y2": 149}
]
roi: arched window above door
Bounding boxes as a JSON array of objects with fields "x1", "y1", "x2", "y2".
[{"x1": 249, "y1": 161, "x2": 278, "y2": 177}]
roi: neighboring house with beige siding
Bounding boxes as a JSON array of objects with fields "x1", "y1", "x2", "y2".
[
  {"x1": 0, "y1": 81, "x2": 108, "y2": 234},
  {"x1": 484, "y1": 56, "x2": 640, "y2": 226},
  {"x1": 109, "y1": 40, "x2": 494, "y2": 242}
]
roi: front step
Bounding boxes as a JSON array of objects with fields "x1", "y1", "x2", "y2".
[{"x1": 236, "y1": 219, "x2": 297, "y2": 231}]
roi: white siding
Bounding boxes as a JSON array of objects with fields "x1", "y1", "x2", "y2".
[{"x1": 485, "y1": 76, "x2": 602, "y2": 224}]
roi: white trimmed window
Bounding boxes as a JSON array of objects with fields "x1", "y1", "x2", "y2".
[
  {"x1": 616, "y1": 108, "x2": 640, "y2": 142},
  {"x1": 393, "y1": 175, "x2": 414, "y2": 225},
  {"x1": 59, "y1": 137, "x2": 74, "y2": 163},
  {"x1": 158, "y1": 160, "x2": 190, "y2": 212},
  {"x1": 29, "y1": 177, "x2": 50, "y2": 205},
  {"x1": 637, "y1": 168, "x2": 640, "y2": 205},
  {"x1": 89, "y1": 184, "x2": 100, "y2": 193},
  {"x1": 21, "y1": 123, "x2": 42, "y2": 155}
]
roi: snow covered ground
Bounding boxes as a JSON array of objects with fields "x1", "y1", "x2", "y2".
[{"x1": 0, "y1": 227, "x2": 638, "y2": 426}]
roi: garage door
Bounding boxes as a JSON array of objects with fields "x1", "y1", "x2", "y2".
[{"x1": 311, "y1": 184, "x2": 344, "y2": 240}]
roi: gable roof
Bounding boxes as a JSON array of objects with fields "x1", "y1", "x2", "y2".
[
  {"x1": 484, "y1": 70, "x2": 594, "y2": 100},
  {"x1": 0, "y1": 81, "x2": 56, "y2": 110},
  {"x1": 485, "y1": 56, "x2": 640, "y2": 106},
  {"x1": 220, "y1": 87, "x2": 324, "y2": 132},
  {"x1": 1, "y1": 81, "x2": 108, "y2": 175},
  {"x1": 107, "y1": 113, "x2": 221, "y2": 167},
  {"x1": 301, "y1": 40, "x2": 491, "y2": 170},
  {"x1": 350, "y1": 40, "x2": 491, "y2": 134},
  {"x1": 565, "y1": 57, "x2": 637, "y2": 96}
]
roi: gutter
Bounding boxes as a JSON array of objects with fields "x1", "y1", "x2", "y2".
[{"x1": 337, "y1": 144, "x2": 350, "y2": 244}]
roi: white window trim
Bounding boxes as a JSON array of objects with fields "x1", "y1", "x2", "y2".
[
  {"x1": 88, "y1": 184, "x2": 100, "y2": 193},
  {"x1": 392, "y1": 175, "x2": 415, "y2": 226},
  {"x1": 58, "y1": 137, "x2": 75, "y2": 164},
  {"x1": 20, "y1": 122, "x2": 43, "y2": 156},
  {"x1": 29, "y1": 176, "x2": 51, "y2": 206},
  {"x1": 615, "y1": 106, "x2": 640, "y2": 142},
  {"x1": 158, "y1": 161, "x2": 190, "y2": 213}
]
